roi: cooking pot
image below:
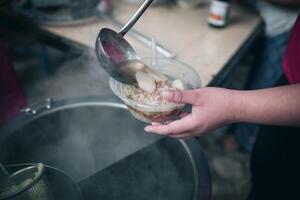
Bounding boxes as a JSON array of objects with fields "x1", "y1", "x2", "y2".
[{"x1": 0, "y1": 96, "x2": 211, "y2": 200}]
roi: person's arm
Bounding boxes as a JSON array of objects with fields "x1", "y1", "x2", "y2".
[
  {"x1": 233, "y1": 84, "x2": 300, "y2": 126},
  {"x1": 145, "y1": 84, "x2": 300, "y2": 139}
]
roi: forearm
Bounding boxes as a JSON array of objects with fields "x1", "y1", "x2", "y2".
[{"x1": 233, "y1": 84, "x2": 300, "y2": 127}]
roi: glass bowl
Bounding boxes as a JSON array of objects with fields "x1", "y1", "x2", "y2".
[{"x1": 109, "y1": 58, "x2": 201, "y2": 123}]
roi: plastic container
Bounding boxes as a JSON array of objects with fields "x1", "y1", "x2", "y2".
[{"x1": 109, "y1": 57, "x2": 201, "y2": 123}]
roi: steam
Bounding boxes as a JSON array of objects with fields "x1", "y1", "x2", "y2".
[
  {"x1": 25, "y1": 48, "x2": 112, "y2": 104},
  {"x1": 1, "y1": 44, "x2": 198, "y2": 199}
]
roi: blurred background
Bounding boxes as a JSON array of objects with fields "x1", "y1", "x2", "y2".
[{"x1": 0, "y1": 0, "x2": 298, "y2": 200}]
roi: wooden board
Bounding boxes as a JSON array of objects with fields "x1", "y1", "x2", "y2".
[{"x1": 42, "y1": 2, "x2": 261, "y2": 86}]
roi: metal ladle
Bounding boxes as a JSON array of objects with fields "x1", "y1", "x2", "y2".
[{"x1": 95, "y1": 0, "x2": 165, "y2": 84}]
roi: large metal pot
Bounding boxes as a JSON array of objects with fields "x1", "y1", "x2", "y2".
[{"x1": 0, "y1": 96, "x2": 211, "y2": 200}]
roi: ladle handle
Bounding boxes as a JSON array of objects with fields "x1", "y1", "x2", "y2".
[{"x1": 119, "y1": 0, "x2": 153, "y2": 36}]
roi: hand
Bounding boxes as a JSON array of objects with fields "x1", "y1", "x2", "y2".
[{"x1": 144, "y1": 87, "x2": 237, "y2": 139}]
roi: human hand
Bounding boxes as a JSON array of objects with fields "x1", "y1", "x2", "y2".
[{"x1": 144, "y1": 87, "x2": 237, "y2": 139}]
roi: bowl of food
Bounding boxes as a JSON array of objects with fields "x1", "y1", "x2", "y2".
[{"x1": 109, "y1": 57, "x2": 201, "y2": 123}]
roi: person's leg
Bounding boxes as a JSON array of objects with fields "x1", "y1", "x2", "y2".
[
  {"x1": 248, "y1": 74, "x2": 300, "y2": 199},
  {"x1": 248, "y1": 125, "x2": 300, "y2": 200},
  {"x1": 234, "y1": 31, "x2": 291, "y2": 152}
]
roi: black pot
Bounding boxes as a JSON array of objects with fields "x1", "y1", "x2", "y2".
[{"x1": 0, "y1": 96, "x2": 211, "y2": 200}]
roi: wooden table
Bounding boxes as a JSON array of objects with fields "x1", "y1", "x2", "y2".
[{"x1": 7, "y1": 1, "x2": 263, "y2": 86}]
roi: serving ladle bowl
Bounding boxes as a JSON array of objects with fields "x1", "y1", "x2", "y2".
[{"x1": 96, "y1": 0, "x2": 164, "y2": 84}]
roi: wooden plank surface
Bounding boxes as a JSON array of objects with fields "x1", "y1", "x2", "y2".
[{"x1": 42, "y1": 2, "x2": 261, "y2": 86}]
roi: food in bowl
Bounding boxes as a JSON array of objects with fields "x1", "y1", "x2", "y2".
[
  {"x1": 109, "y1": 58, "x2": 201, "y2": 123},
  {"x1": 128, "y1": 80, "x2": 174, "y2": 105},
  {"x1": 129, "y1": 74, "x2": 185, "y2": 105}
]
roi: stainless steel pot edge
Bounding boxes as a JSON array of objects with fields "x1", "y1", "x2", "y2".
[
  {"x1": 180, "y1": 139, "x2": 212, "y2": 200},
  {"x1": 0, "y1": 96, "x2": 124, "y2": 141}
]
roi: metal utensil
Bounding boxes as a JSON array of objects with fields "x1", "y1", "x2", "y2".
[{"x1": 95, "y1": 0, "x2": 157, "y2": 84}]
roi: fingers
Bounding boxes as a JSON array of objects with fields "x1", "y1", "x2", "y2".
[
  {"x1": 145, "y1": 114, "x2": 195, "y2": 135},
  {"x1": 163, "y1": 90, "x2": 199, "y2": 104},
  {"x1": 151, "y1": 122, "x2": 162, "y2": 126},
  {"x1": 150, "y1": 111, "x2": 189, "y2": 125},
  {"x1": 171, "y1": 133, "x2": 194, "y2": 140},
  {"x1": 151, "y1": 120, "x2": 172, "y2": 126},
  {"x1": 179, "y1": 112, "x2": 189, "y2": 118}
]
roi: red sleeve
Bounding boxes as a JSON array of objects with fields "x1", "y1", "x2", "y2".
[
  {"x1": 0, "y1": 41, "x2": 26, "y2": 124},
  {"x1": 283, "y1": 14, "x2": 300, "y2": 84}
]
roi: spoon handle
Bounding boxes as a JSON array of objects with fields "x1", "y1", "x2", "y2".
[{"x1": 119, "y1": 0, "x2": 154, "y2": 36}]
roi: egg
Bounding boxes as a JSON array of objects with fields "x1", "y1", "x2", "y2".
[
  {"x1": 172, "y1": 79, "x2": 185, "y2": 90},
  {"x1": 135, "y1": 71, "x2": 156, "y2": 93}
]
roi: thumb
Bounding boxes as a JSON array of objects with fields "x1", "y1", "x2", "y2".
[{"x1": 163, "y1": 90, "x2": 199, "y2": 104}]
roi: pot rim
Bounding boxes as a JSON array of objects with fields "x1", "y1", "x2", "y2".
[{"x1": 0, "y1": 95, "x2": 211, "y2": 200}]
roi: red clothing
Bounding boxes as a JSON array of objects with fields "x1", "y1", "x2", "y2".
[
  {"x1": 283, "y1": 14, "x2": 300, "y2": 84},
  {"x1": 0, "y1": 41, "x2": 26, "y2": 124}
]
